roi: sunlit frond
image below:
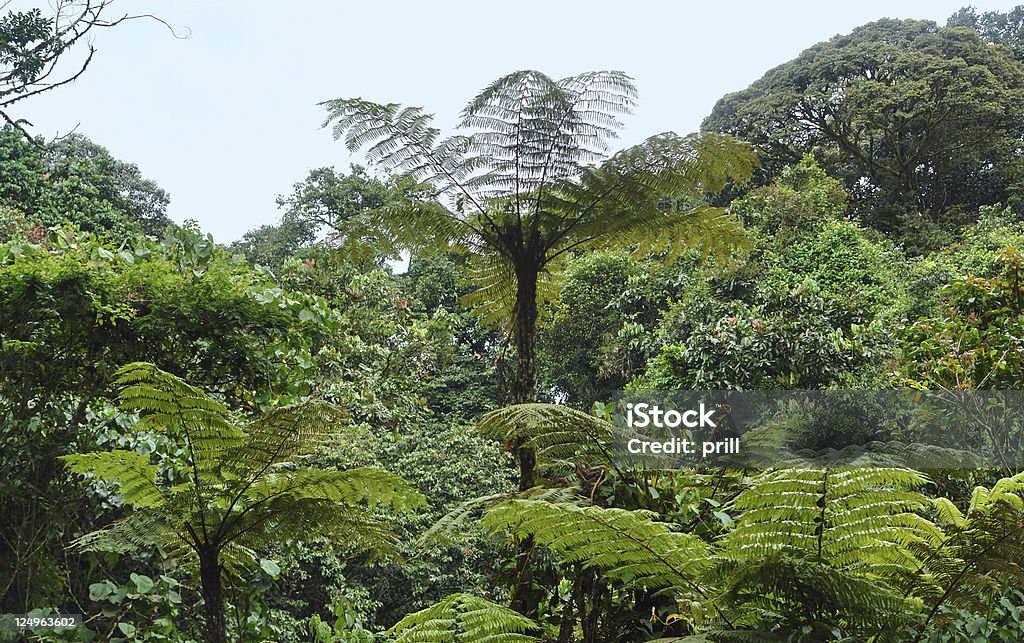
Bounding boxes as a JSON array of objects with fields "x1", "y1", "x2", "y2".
[
  {"x1": 482, "y1": 500, "x2": 712, "y2": 597},
  {"x1": 478, "y1": 403, "x2": 614, "y2": 474},
  {"x1": 388, "y1": 593, "x2": 541, "y2": 642}
]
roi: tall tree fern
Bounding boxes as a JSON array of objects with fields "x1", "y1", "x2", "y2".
[
  {"x1": 62, "y1": 362, "x2": 425, "y2": 643},
  {"x1": 321, "y1": 70, "x2": 758, "y2": 496}
]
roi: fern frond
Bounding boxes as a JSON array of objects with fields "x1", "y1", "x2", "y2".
[
  {"x1": 387, "y1": 593, "x2": 541, "y2": 642},
  {"x1": 359, "y1": 197, "x2": 479, "y2": 254},
  {"x1": 482, "y1": 500, "x2": 711, "y2": 597},
  {"x1": 62, "y1": 450, "x2": 165, "y2": 508},
  {"x1": 319, "y1": 98, "x2": 483, "y2": 214},
  {"x1": 228, "y1": 500, "x2": 404, "y2": 563},
  {"x1": 418, "y1": 487, "x2": 586, "y2": 548},
  {"x1": 722, "y1": 468, "x2": 938, "y2": 561},
  {"x1": 552, "y1": 132, "x2": 757, "y2": 262},
  {"x1": 223, "y1": 400, "x2": 349, "y2": 475},
  {"x1": 114, "y1": 362, "x2": 244, "y2": 470},
  {"x1": 714, "y1": 467, "x2": 941, "y2": 635},
  {"x1": 70, "y1": 506, "x2": 186, "y2": 556},
  {"x1": 478, "y1": 403, "x2": 614, "y2": 474},
  {"x1": 242, "y1": 467, "x2": 426, "y2": 513},
  {"x1": 917, "y1": 471, "x2": 1024, "y2": 621}
]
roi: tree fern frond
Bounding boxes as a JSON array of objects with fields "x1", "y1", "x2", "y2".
[
  {"x1": 243, "y1": 467, "x2": 426, "y2": 513},
  {"x1": 458, "y1": 253, "x2": 563, "y2": 330},
  {"x1": 477, "y1": 403, "x2": 614, "y2": 474},
  {"x1": 387, "y1": 593, "x2": 541, "y2": 642},
  {"x1": 69, "y1": 507, "x2": 185, "y2": 555},
  {"x1": 62, "y1": 450, "x2": 166, "y2": 508},
  {"x1": 916, "y1": 471, "x2": 1024, "y2": 624},
  {"x1": 361, "y1": 197, "x2": 480, "y2": 254},
  {"x1": 714, "y1": 467, "x2": 941, "y2": 635},
  {"x1": 550, "y1": 132, "x2": 757, "y2": 262},
  {"x1": 715, "y1": 554, "x2": 920, "y2": 631},
  {"x1": 482, "y1": 500, "x2": 711, "y2": 596},
  {"x1": 114, "y1": 362, "x2": 244, "y2": 470},
  {"x1": 319, "y1": 98, "x2": 483, "y2": 213},
  {"x1": 228, "y1": 500, "x2": 404, "y2": 563},
  {"x1": 417, "y1": 487, "x2": 586, "y2": 548},
  {"x1": 223, "y1": 400, "x2": 349, "y2": 475},
  {"x1": 721, "y1": 468, "x2": 940, "y2": 566},
  {"x1": 459, "y1": 70, "x2": 637, "y2": 200}
]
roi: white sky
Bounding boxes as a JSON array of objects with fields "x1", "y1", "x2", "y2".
[{"x1": 11, "y1": 0, "x2": 1020, "y2": 242}]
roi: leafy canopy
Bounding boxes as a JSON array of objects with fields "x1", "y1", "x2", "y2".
[{"x1": 703, "y1": 19, "x2": 1024, "y2": 244}]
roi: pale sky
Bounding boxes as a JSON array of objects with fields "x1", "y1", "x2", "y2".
[{"x1": 11, "y1": 0, "x2": 1020, "y2": 243}]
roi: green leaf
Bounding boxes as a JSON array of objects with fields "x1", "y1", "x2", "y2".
[
  {"x1": 260, "y1": 558, "x2": 281, "y2": 578},
  {"x1": 130, "y1": 572, "x2": 154, "y2": 594}
]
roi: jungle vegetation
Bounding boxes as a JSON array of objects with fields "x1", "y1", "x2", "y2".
[{"x1": 5, "y1": 4, "x2": 1024, "y2": 642}]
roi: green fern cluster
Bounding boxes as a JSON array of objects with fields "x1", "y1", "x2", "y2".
[
  {"x1": 713, "y1": 467, "x2": 943, "y2": 636},
  {"x1": 439, "y1": 401, "x2": 1024, "y2": 639},
  {"x1": 915, "y1": 472, "x2": 1024, "y2": 636}
]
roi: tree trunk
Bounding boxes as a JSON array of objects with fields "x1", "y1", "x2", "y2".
[
  {"x1": 510, "y1": 263, "x2": 540, "y2": 488},
  {"x1": 508, "y1": 263, "x2": 541, "y2": 617},
  {"x1": 199, "y1": 550, "x2": 227, "y2": 643}
]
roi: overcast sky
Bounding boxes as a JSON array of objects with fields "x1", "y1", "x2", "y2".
[{"x1": 12, "y1": 0, "x2": 1021, "y2": 242}]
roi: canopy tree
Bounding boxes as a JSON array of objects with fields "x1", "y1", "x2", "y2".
[
  {"x1": 948, "y1": 5, "x2": 1024, "y2": 60},
  {"x1": 233, "y1": 165, "x2": 403, "y2": 267},
  {"x1": 320, "y1": 69, "x2": 757, "y2": 493},
  {"x1": 703, "y1": 19, "x2": 1024, "y2": 246},
  {"x1": 63, "y1": 362, "x2": 424, "y2": 643},
  {"x1": 0, "y1": 127, "x2": 171, "y2": 239}
]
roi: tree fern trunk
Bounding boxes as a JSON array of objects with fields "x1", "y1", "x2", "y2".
[
  {"x1": 199, "y1": 550, "x2": 227, "y2": 643},
  {"x1": 510, "y1": 262, "x2": 539, "y2": 487},
  {"x1": 509, "y1": 261, "x2": 541, "y2": 617}
]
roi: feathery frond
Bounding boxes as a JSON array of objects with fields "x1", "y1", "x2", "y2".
[
  {"x1": 714, "y1": 467, "x2": 942, "y2": 636},
  {"x1": 418, "y1": 487, "x2": 585, "y2": 548},
  {"x1": 387, "y1": 593, "x2": 541, "y2": 642},
  {"x1": 477, "y1": 403, "x2": 614, "y2": 475},
  {"x1": 62, "y1": 450, "x2": 166, "y2": 508},
  {"x1": 482, "y1": 500, "x2": 711, "y2": 598},
  {"x1": 915, "y1": 471, "x2": 1024, "y2": 626}
]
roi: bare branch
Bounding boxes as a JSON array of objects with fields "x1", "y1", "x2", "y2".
[{"x1": 0, "y1": 0, "x2": 188, "y2": 141}]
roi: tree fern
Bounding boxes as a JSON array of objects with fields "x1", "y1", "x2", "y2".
[
  {"x1": 321, "y1": 70, "x2": 756, "y2": 416},
  {"x1": 386, "y1": 593, "x2": 541, "y2": 642},
  {"x1": 324, "y1": 70, "x2": 756, "y2": 617},
  {"x1": 62, "y1": 362, "x2": 425, "y2": 643}
]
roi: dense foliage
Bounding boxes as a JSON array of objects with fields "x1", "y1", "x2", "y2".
[{"x1": 7, "y1": 4, "x2": 1024, "y2": 643}]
